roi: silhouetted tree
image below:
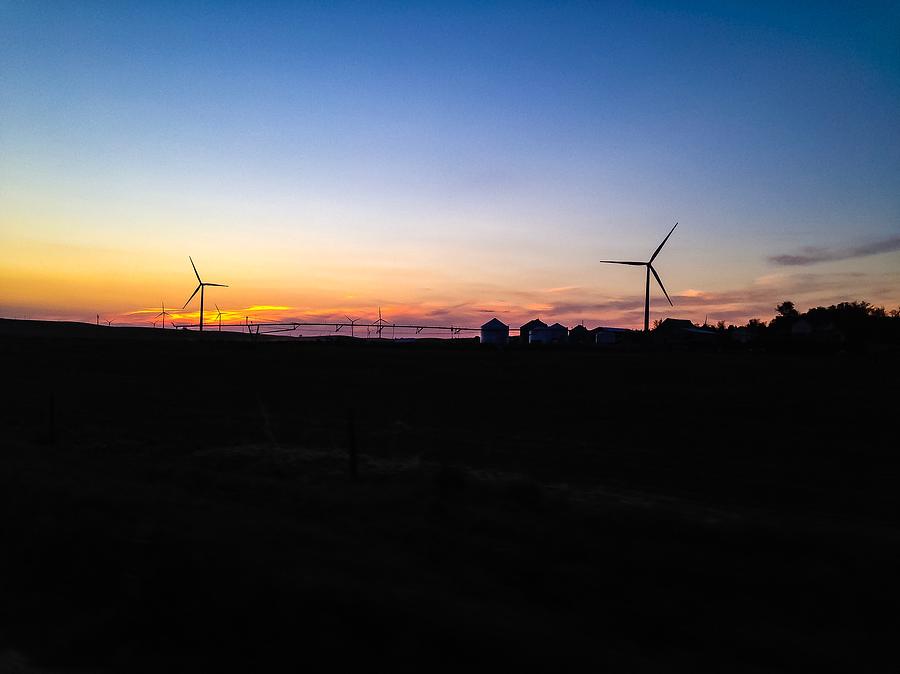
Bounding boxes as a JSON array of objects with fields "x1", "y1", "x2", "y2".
[
  {"x1": 776, "y1": 301, "x2": 799, "y2": 319},
  {"x1": 770, "y1": 300, "x2": 800, "y2": 335}
]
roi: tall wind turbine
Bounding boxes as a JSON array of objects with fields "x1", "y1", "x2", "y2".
[
  {"x1": 182, "y1": 257, "x2": 228, "y2": 332},
  {"x1": 599, "y1": 223, "x2": 677, "y2": 332},
  {"x1": 155, "y1": 301, "x2": 172, "y2": 329}
]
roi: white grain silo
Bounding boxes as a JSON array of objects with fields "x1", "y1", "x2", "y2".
[
  {"x1": 480, "y1": 318, "x2": 509, "y2": 345},
  {"x1": 529, "y1": 322, "x2": 568, "y2": 344}
]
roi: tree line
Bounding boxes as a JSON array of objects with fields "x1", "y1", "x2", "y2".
[{"x1": 705, "y1": 300, "x2": 900, "y2": 348}]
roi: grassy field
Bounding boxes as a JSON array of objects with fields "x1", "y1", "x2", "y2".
[{"x1": 1, "y1": 322, "x2": 898, "y2": 671}]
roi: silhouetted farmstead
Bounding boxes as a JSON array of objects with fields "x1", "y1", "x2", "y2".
[{"x1": 480, "y1": 318, "x2": 509, "y2": 345}]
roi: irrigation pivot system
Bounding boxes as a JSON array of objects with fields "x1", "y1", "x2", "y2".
[{"x1": 170, "y1": 318, "x2": 478, "y2": 338}]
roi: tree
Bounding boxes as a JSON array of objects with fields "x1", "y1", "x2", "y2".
[{"x1": 776, "y1": 301, "x2": 799, "y2": 319}]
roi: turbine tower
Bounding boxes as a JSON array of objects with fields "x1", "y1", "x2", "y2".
[
  {"x1": 599, "y1": 223, "x2": 677, "y2": 332},
  {"x1": 183, "y1": 257, "x2": 228, "y2": 331}
]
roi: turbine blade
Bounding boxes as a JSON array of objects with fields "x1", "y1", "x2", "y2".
[
  {"x1": 649, "y1": 222, "x2": 678, "y2": 263},
  {"x1": 183, "y1": 284, "x2": 201, "y2": 309},
  {"x1": 597, "y1": 260, "x2": 646, "y2": 266},
  {"x1": 650, "y1": 265, "x2": 674, "y2": 306},
  {"x1": 204, "y1": 283, "x2": 228, "y2": 287},
  {"x1": 189, "y1": 256, "x2": 202, "y2": 283}
]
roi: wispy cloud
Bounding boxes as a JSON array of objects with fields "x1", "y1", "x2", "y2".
[{"x1": 768, "y1": 235, "x2": 900, "y2": 266}]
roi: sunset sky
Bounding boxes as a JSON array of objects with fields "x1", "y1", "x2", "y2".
[{"x1": 2, "y1": 1, "x2": 899, "y2": 330}]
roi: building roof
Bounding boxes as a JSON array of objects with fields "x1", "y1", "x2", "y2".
[
  {"x1": 657, "y1": 318, "x2": 695, "y2": 330},
  {"x1": 546, "y1": 323, "x2": 568, "y2": 331},
  {"x1": 520, "y1": 319, "x2": 547, "y2": 330},
  {"x1": 591, "y1": 326, "x2": 631, "y2": 333},
  {"x1": 481, "y1": 317, "x2": 509, "y2": 330}
]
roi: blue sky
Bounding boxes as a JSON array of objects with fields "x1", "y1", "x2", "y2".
[{"x1": 2, "y1": 1, "x2": 899, "y2": 326}]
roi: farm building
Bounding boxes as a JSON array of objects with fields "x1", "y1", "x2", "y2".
[
  {"x1": 480, "y1": 318, "x2": 509, "y2": 345},
  {"x1": 568, "y1": 324, "x2": 592, "y2": 345},
  {"x1": 529, "y1": 322, "x2": 568, "y2": 344},
  {"x1": 592, "y1": 326, "x2": 632, "y2": 345},
  {"x1": 652, "y1": 318, "x2": 717, "y2": 346},
  {"x1": 519, "y1": 319, "x2": 547, "y2": 344}
]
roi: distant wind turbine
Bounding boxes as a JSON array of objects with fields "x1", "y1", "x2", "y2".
[
  {"x1": 345, "y1": 315, "x2": 359, "y2": 337},
  {"x1": 599, "y1": 223, "x2": 677, "y2": 332},
  {"x1": 182, "y1": 257, "x2": 228, "y2": 332},
  {"x1": 155, "y1": 301, "x2": 172, "y2": 329},
  {"x1": 215, "y1": 304, "x2": 224, "y2": 332},
  {"x1": 373, "y1": 307, "x2": 390, "y2": 338}
]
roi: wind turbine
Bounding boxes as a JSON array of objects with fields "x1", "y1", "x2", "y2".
[
  {"x1": 182, "y1": 257, "x2": 228, "y2": 331},
  {"x1": 215, "y1": 304, "x2": 224, "y2": 332},
  {"x1": 373, "y1": 307, "x2": 390, "y2": 338},
  {"x1": 155, "y1": 301, "x2": 172, "y2": 329},
  {"x1": 599, "y1": 223, "x2": 677, "y2": 332},
  {"x1": 345, "y1": 315, "x2": 359, "y2": 337}
]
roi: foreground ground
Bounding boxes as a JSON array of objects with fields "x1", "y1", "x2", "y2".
[{"x1": 1, "y1": 323, "x2": 898, "y2": 671}]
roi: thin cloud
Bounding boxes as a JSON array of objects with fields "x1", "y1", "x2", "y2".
[{"x1": 768, "y1": 235, "x2": 900, "y2": 266}]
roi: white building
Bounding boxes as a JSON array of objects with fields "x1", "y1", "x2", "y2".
[
  {"x1": 529, "y1": 322, "x2": 568, "y2": 344},
  {"x1": 480, "y1": 318, "x2": 509, "y2": 345}
]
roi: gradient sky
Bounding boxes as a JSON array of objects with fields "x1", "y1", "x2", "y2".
[{"x1": 2, "y1": 1, "x2": 899, "y2": 330}]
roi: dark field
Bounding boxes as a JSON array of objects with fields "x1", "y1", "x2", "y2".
[{"x1": 1, "y1": 321, "x2": 898, "y2": 672}]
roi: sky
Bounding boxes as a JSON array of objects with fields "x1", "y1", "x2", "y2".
[{"x1": 2, "y1": 0, "x2": 899, "y2": 331}]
